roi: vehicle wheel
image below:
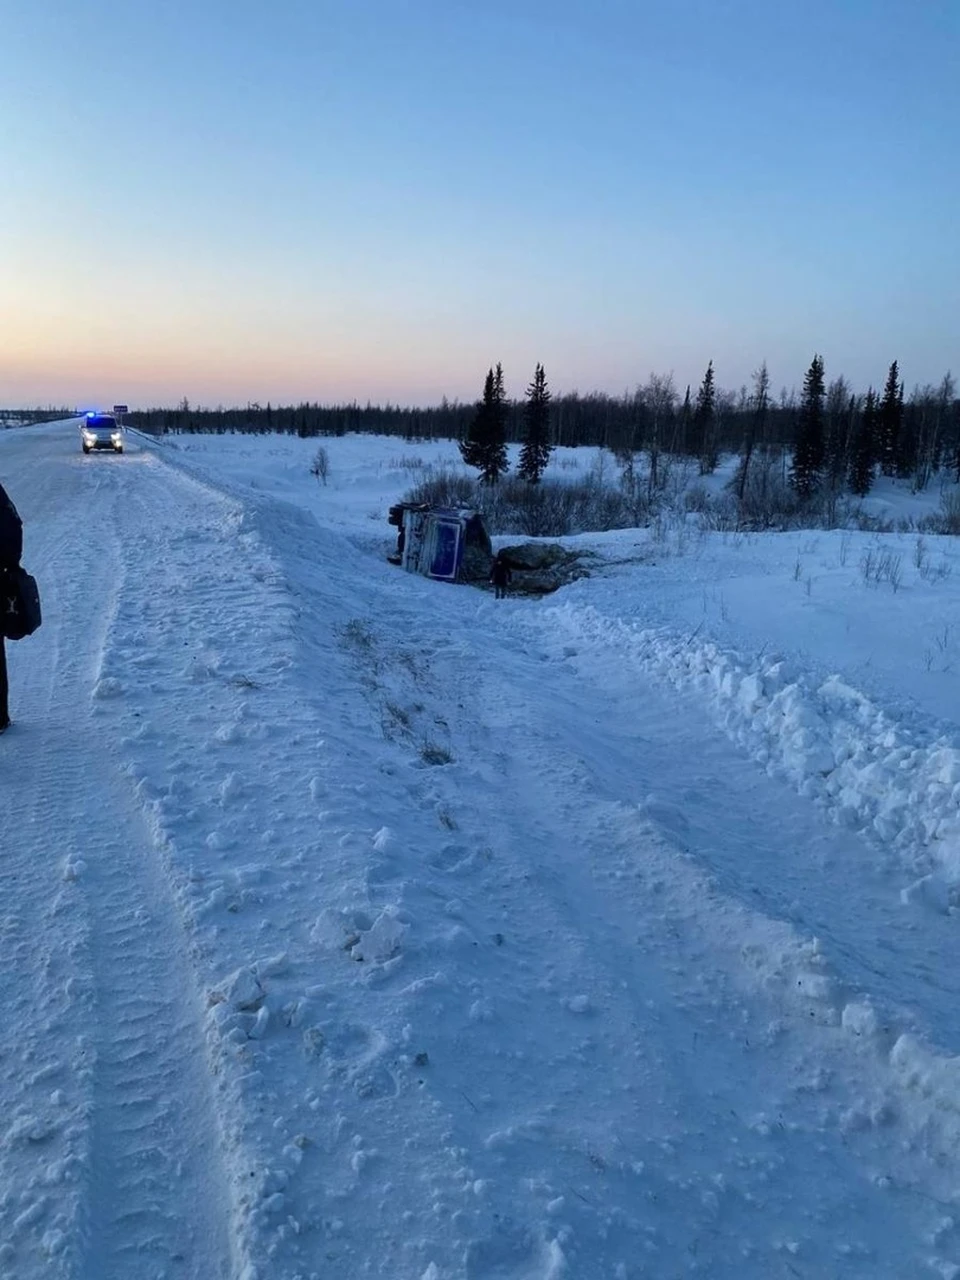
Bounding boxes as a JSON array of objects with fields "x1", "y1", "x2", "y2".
[
  {"x1": 116, "y1": 446, "x2": 124, "y2": 454},
  {"x1": 82, "y1": 446, "x2": 90, "y2": 454}
]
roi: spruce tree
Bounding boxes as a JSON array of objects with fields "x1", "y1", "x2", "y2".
[
  {"x1": 694, "y1": 361, "x2": 717, "y2": 474},
  {"x1": 518, "y1": 362, "x2": 553, "y2": 483},
  {"x1": 878, "y1": 360, "x2": 902, "y2": 476},
  {"x1": 460, "y1": 363, "x2": 509, "y2": 483},
  {"x1": 894, "y1": 376, "x2": 909, "y2": 477},
  {"x1": 824, "y1": 376, "x2": 852, "y2": 485},
  {"x1": 678, "y1": 385, "x2": 693, "y2": 455},
  {"x1": 790, "y1": 354, "x2": 826, "y2": 499},
  {"x1": 930, "y1": 372, "x2": 956, "y2": 476},
  {"x1": 848, "y1": 389, "x2": 876, "y2": 497}
]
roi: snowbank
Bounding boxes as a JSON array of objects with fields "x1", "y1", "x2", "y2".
[{"x1": 547, "y1": 603, "x2": 960, "y2": 895}]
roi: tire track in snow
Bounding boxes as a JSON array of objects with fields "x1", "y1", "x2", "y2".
[
  {"x1": 80, "y1": 780, "x2": 234, "y2": 1280},
  {"x1": 76, "y1": 450, "x2": 234, "y2": 1279},
  {"x1": 0, "y1": 443, "x2": 131, "y2": 1275}
]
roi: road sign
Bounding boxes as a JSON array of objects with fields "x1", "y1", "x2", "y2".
[{"x1": 113, "y1": 404, "x2": 128, "y2": 414}]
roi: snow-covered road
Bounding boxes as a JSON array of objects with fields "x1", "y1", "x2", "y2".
[
  {"x1": 3, "y1": 422, "x2": 960, "y2": 1278},
  {"x1": 1, "y1": 430, "x2": 233, "y2": 1277}
]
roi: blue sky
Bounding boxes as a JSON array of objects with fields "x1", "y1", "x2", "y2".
[{"x1": 1, "y1": 0, "x2": 957, "y2": 408}]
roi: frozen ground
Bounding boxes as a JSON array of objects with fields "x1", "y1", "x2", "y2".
[{"x1": 2, "y1": 420, "x2": 960, "y2": 1279}]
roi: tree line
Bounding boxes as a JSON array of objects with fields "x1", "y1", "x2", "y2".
[
  {"x1": 126, "y1": 356, "x2": 960, "y2": 499},
  {"x1": 1, "y1": 406, "x2": 75, "y2": 425}
]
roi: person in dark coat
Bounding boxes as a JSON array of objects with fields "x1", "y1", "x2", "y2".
[
  {"x1": 490, "y1": 553, "x2": 512, "y2": 600},
  {"x1": 0, "y1": 480, "x2": 23, "y2": 733}
]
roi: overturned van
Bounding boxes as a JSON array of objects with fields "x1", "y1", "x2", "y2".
[{"x1": 388, "y1": 503, "x2": 492, "y2": 583}]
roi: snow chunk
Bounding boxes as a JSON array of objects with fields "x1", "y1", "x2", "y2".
[
  {"x1": 208, "y1": 966, "x2": 265, "y2": 1012},
  {"x1": 254, "y1": 951, "x2": 289, "y2": 980},
  {"x1": 61, "y1": 855, "x2": 86, "y2": 882},
  {"x1": 350, "y1": 908, "x2": 408, "y2": 963},
  {"x1": 890, "y1": 1033, "x2": 960, "y2": 1101},
  {"x1": 736, "y1": 672, "x2": 764, "y2": 712},
  {"x1": 841, "y1": 1001, "x2": 881, "y2": 1039},
  {"x1": 247, "y1": 1005, "x2": 271, "y2": 1039},
  {"x1": 372, "y1": 826, "x2": 394, "y2": 851},
  {"x1": 5, "y1": 1114, "x2": 57, "y2": 1145},
  {"x1": 92, "y1": 677, "x2": 124, "y2": 699},
  {"x1": 310, "y1": 908, "x2": 357, "y2": 951},
  {"x1": 565, "y1": 994, "x2": 592, "y2": 1014},
  {"x1": 42, "y1": 1228, "x2": 66, "y2": 1257},
  {"x1": 930, "y1": 748, "x2": 960, "y2": 787},
  {"x1": 219, "y1": 772, "x2": 244, "y2": 804}
]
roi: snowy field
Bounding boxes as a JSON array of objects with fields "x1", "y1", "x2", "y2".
[{"x1": 2, "y1": 420, "x2": 960, "y2": 1279}]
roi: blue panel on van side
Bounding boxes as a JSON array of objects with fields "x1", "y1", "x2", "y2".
[{"x1": 430, "y1": 520, "x2": 462, "y2": 580}]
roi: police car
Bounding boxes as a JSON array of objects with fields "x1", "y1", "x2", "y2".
[{"x1": 80, "y1": 413, "x2": 124, "y2": 454}]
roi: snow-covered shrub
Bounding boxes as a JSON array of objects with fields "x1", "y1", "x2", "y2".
[
  {"x1": 309, "y1": 446, "x2": 329, "y2": 485},
  {"x1": 859, "y1": 546, "x2": 903, "y2": 590},
  {"x1": 401, "y1": 469, "x2": 645, "y2": 537},
  {"x1": 389, "y1": 454, "x2": 426, "y2": 475},
  {"x1": 919, "y1": 556, "x2": 952, "y2": 584},
  {"x1": 683, "y1": 483, "x2": 711, "y2": 514},
  {"x1": 482, "y1": 477, "x2": 644, "y2": 537},
  {"x1": 935, "y1": 488, "x2": 960, "y2": 535},
  {"x1": 730, "y1": 453, "x2": 799, "y2": 530},
  {"x1": 404, "y1": 466, "x2": 478, "y2": 508},
  {"x1": 853, "y1": 509, "x2": 898, "y2": 533}
]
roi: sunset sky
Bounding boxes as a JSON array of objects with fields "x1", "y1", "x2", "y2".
[{"x1": 2, "y1": 0, "x2": 957, "y2": 409}]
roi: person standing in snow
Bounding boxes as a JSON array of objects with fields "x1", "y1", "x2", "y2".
[
  {"x1": 0, "y1": 480, "x2": 23, "y2": 733},
  {"x1": 490, "y1": 553, "x2": 512, "y2": 600}
]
